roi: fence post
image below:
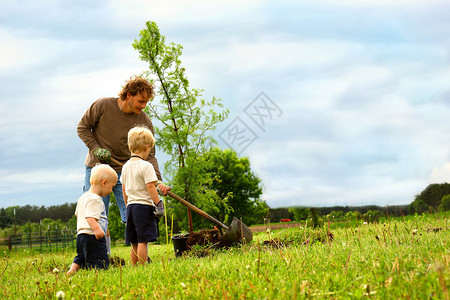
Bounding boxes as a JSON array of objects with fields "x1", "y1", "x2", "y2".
[
  {"x1": 8, "y1": 236, "x2": 11, "y2": 251},
  {"x1": 29, "y1": 221, "x2": 32, "y2": 250},
  {"x1": 39, "y1": 222, "x2": 42, "y2": 252},
  {"x1": 63, "y1": 229, "x2": 66, "y2": 249},
  {"x1": 13, "y1": 221, "x2": 16, "y2": 251}
]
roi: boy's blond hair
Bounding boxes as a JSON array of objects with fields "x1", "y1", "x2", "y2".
[
  {"x1": 90, "y1": 164, "x2": 118, "y2": 185},
  {"x1": 127, "y1": 126, "x2": 155, "y2": 153}
]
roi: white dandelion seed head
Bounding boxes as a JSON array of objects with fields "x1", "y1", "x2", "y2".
[{"x1": 56, "y1": 290, "x2": 65, "y2": 299}]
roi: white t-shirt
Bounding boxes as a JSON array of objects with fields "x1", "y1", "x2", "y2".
[
  {"x1": 121, "y1": 159, "x2": 158, "y2": 206},
  {"x1": 75, "y1": 191, "x2": 108, "y2": 235}
]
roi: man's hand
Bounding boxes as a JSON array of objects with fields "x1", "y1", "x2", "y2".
[
  {"x1": 94, "y1": 148, "x2": 111, "y2": 163},
  {"x1": 156, "y1": 183, "x2": 171, "y2": 196}
]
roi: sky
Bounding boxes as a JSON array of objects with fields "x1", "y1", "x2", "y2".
[{"x1": 1, "y1": 0, "x2": 450, "y2": 210}]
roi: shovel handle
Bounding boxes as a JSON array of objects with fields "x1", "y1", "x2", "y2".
[
  {"x1": 167, "y1": 191, "x2": 229, "y2": 231},
  {"x1": 110, "y1": 157, "x2": 123, "y2": 166}
]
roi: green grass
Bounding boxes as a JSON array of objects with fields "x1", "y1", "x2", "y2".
[{"x1": 0, "y1": 213, "x2": 448, "y2": 299}]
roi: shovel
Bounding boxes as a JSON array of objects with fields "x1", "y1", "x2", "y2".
[{"x1": 167, "y1": 191, "x2": 253, "y2": 244}]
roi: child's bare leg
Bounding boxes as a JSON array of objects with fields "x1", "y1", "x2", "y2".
[
  {"x1": 66, "y1": 263, "x2": 80, "y2": 275},
  {"x1": 130, "y1": 242, "x2": 148, "y2": 265},
  {"x1": 130, "y1": 243, "x2": 139, "y2": 266},
  {"x1": 137, "y1": 242, "x2": 148, "y2": 265}
]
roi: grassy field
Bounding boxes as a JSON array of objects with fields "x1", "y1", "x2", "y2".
[{"x1": 0, "y1": 213, "x2": 448, "y2": 299}]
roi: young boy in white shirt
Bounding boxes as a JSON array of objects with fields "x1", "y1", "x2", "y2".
[
  {"x1": 121, "y1": 126, "x2": 161, "y2": 265},
  {"x1": 67, "y1": 164, "x2": 118, "y2": 275}
]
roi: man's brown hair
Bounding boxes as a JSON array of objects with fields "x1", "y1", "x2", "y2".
[{"x1": 119, "y1": 76, "x2": 155, "y2": 100}]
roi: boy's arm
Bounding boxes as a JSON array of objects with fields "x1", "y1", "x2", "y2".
[
  {"x1": 86, "y1": 217, "x2": 105, "y2": 239},
  {"x1": 122, "y1": 185, "x2": 128, "y2": 206},
  {"x1": 146, "y1": 181, "x2": 160, "y2": 205}
]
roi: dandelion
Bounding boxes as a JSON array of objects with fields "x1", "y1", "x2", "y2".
[
  {"x1": 56, "y1": 291, "x2": 65, "y2": 299},
  {"x1": 53, "y1": 268, "x2": 60, "y2": 274},
  {"x1": 363, "y1": 222, "x2": 368, "y2": 225},
  {"x1": 412, "y1": 229, "x2": 418, "y2": 235}
]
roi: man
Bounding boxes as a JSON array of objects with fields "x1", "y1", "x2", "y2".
[{"x1": 77, "y1": 75, "x2": 170, "y2": 224}]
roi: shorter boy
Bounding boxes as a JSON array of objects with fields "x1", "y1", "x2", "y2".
[
  {"x1": 67, "y1": 164, "x2": 118, "y2": 275},
  {"x1": 121, "y1": 126, "x2": 161, "y2": 265}
]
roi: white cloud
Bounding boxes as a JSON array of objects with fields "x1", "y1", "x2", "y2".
[
  {"x1": 430, "y1": 163, "x2": 450, "y2": 184},
  {"x1": 0, "y1": 169, "x2": 83, "y2": 194},
  {"x1": 227, "y1": 39, "x2": 357, "y2": 74},
  {"x1": 0, "y1": 30, "x2": 60, "y2": 70}
]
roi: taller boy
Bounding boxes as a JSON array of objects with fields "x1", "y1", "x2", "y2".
[
  {"x1": 77, "y1": 76, "x2": 170, "y2": 223},
  {"x1": 122, "y1": 126, "x2": 161, "y2": 265}
]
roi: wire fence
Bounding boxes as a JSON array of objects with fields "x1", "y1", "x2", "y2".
[{"x1": 0, "y1": 230, "x2": 76, "y2": 252}]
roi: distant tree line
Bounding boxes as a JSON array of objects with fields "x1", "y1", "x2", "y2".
[
  {"x1": 268, "y1": 204, "x2": 410, "y2": 223},
  {"x1": 0, "y1": 203, "x2": 76, "y2": 229},
  {"x1": 409, "y1": 183, "x2": 450, "y2": 214}
]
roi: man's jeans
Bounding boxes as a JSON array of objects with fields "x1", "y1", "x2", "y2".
[{"x1": 84, "y1": 165, "x2": 127, "y2": 222}]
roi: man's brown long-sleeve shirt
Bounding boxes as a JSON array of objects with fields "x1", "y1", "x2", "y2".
[{"x1": 77, "y1": 97, "x2": 162, "y2": 180}]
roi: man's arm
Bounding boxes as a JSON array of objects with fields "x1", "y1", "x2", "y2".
[
  {"x1": 141, "y1": 115, "x2": 162, "y2": 180},
  {"x1": 77, "y1": 101, "x2": 101, "y2": 151},
  {"x1": 147, "y1": 146, "x2": 162, "y2": 181}
]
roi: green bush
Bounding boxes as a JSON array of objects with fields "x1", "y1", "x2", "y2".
[{"x1": 439, "y1": 195, "x2": 450, "y2": 212}]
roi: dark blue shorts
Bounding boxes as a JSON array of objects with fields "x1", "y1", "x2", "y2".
[
  {"x1": 73, "y1": 234, "x2": 109, "y2": 270},
  {"x1": 125, "y1": 204, "x2": 158, "y2": 244}
]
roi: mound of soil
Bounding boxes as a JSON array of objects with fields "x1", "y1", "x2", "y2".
[
  {"x1": 186, "y1": 229, "x2": 221, "y2": 248},
  {"x1": 109, "y1": 256, "x2": 125, "y2": 267}
]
